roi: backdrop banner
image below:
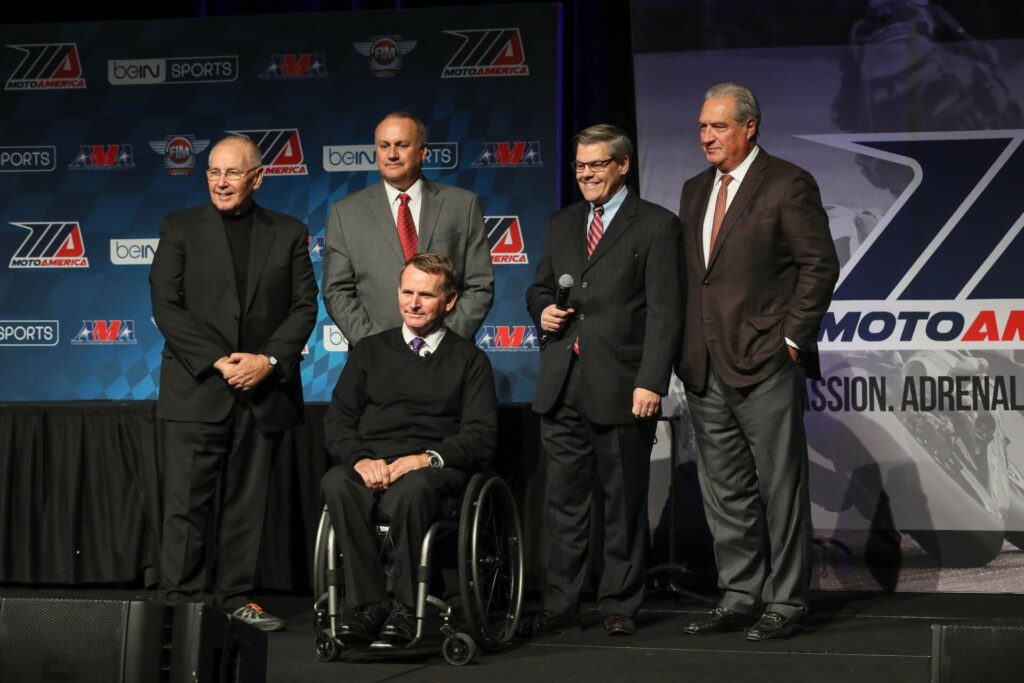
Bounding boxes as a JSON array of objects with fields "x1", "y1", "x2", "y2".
[
  {"x1": 0, "y1": 4, "x2": 561, "y2": 404},
  {"x1": 633, "y1": 1, "x2": 1024, "y2": 590}
]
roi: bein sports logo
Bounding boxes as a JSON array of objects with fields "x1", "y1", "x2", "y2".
[
  {"x1": 229, "y1": 129, "x2": 307, "y2": 176},
  {"x1": 472, "y1": 141, "x2": 541, "y2": 168},
  {"x1": 486, "y1": 216, "x2": 528, "y2": 264},
  {"x1": 323, "y1": 142, "x2": 458, "y2": 172},
  {"x1": 110, "y1": 238, "x2": 159, "y2": 265},
  {"x1": 352, "y1": 36, "x2": 416, "y2": 77},
  {"x1": 441, "y1": 28, "x2": 528, "y2": 78},
  {"x1": 149, "y1": 135, "x2": 210, "y2": 176},
  {"x1": 68, "y1": 144, "x2": 134, "y2": 170},
  {"x1": 323, "y1": 325, "x2": 349, "y2": 352},
  {"x1": 5, "y1": 43, "x2": 85, "y2": 90},
  {"x1": 803, "y1": 130, "x2": 1024, "y2": 349},
  {"x1": 107, "y1": 56, "x2": 237, "y2": 85},
  {"x1": 8, "y1": 222, "x2": 89, "y2": 268},
  {"x1": 476, "y1": 325, "x2": 538, "y2": 352},
  {"x1": 259, "y1": 53, "x2": 327, "y2": 79},
  {"x1": 71, "y1": 320, "x2": 137, "y2": 345}
]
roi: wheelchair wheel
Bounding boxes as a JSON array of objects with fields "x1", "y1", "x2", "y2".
[
  {"x1": 442, "y1": 632, "x2": 477, "y2": 666},
  {"x1": 458, "y1": 475, "x2": 524, "y2": 652},
  {"x1": 315, "y1": 634, "x2": 341, "y2": 662}
]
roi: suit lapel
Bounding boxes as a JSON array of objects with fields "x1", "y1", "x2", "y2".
[
  {"x1": 244, "y1": 205, "x2": 276, "y2": 315},
  {"x1": 563, "y1": 201, "x2": 589, "y2": 274},
  {"x1": 417, "y1": 179, "x2": 442, "y2": 251},
  {"x1": 583, "y1": 190, "x2": 638, "y2": 272},
  {"x1": 688, "y1": 168, "x2": 715, "y2": 273},
  {"x1": 369, "y1": 182, "x2": 406, "y2": 263},
  {"x1": 200, "y1": 204, "x2": 240, "y2": 303},
  {"x1": 707, "y1": 151, "x2": 767, "y2": 271}
]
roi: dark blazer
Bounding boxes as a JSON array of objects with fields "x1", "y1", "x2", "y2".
[
  {"x1": 150, "y1": 203, "x2": 318, "y2": 431},
  {"x1": 322, "y1": 178, "x2": 493, "y2": 346},
  {"x1": 527, "y1": 189, "x2": 683, "y2": 425},
  {"x1": 676, "y1": 149, "x2": 839, "y2": 391}
]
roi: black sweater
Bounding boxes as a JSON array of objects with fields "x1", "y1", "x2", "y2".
[{"x1": 323, "y1": 327, "x2": 497, "y2": 471}]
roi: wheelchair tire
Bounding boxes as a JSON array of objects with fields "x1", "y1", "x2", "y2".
[
  {"x1": 458, "y1": 475, "x2": 524, "y2": 652},
  {"x1": 312, "y1": 506, "x2": 333, "y2": 601},
  {"x1": 315, "y1": 635, "x2": 341, "y2": 662},
  {"x1": 442, "y1": 632, "x2": 477, "y2": 666}
]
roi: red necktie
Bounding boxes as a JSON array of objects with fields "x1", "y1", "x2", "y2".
[
  {"x1": 708, "y1": 174, "x2": 733, "y2": 255},
  {"x1": 586, "y1": 205, "x2": 605, "y2": 258},
  {"x1": 397, "y1": 192, "x2": 417, "y2": 261}
]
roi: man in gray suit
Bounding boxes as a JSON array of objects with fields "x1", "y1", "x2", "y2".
[
  {"x1": 677, "y1": 83, "x2": 839, "y2": 641},
  {"x1": 323, "y1": 112, "x2": 493, "y2": 346}
]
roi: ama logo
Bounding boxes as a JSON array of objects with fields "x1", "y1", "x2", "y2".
[
  {"x1": 472, "y1": 141, "x2": 542, "y2": 168},
  {"x1": 476, "y1": 325, "x2": 538, "y2": 352},
  {"x1": 149, "y1": 135, "x2": 210, "y2": 176},
  {"x1": 259, "y1": 53, "x2": 327, "y2": 79},
  {"x1": 71, "y1": 320, "x2": 137, "y2": 345},
  {"x1": 68, "y1": 144, "x2": 135, "y2": 170},
  {"x1": 8, "y1": 222, "x2": 89, "y2": 268},
  {"x1": 442, "y1": 28, "x2": 528, "y2": 78},
  {"x1": 5, "y1": 43, "x2": 85, "y2": 90},
  {"x1": 229, "y1": 129, "x2": 307, "y2": 176},
  {"x1": 486, "y1": 216, "x2": 528, "y2": 264},
  {"x1": 804, "y1": 130, "x2": 1024, "y2": 350},
  {"x1": 352, "y1": 37, "x2": 416, "y2": 77}
]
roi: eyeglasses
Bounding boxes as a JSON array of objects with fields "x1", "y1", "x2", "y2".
[
  {"x1": 205, "y1": 166, "x2": 262, "y2": 181},
  {"x1": 572, "y1": 158, "x2": 616, "y2": 173}
]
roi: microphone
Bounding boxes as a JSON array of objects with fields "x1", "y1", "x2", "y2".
[{"x1": 541, "y1": 274, "x2": 574, "y2": 343}]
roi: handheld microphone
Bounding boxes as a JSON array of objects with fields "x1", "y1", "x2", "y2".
[{"x1": 541, "y1": 274, "x2": 574, "y2": 343}]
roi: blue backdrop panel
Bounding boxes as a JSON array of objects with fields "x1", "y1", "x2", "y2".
[{"x1": 0, "y1": 5, "x2": 561, "y2": 403}]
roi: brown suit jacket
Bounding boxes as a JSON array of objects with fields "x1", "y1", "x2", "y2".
[{"x1": 675, "y1": 149, "x2": 839, "y2": 391}]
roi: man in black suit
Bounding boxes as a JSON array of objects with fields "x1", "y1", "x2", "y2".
[
  {"x1": 524, "y1": 124, "x2": 682, "y2": 637},
  {"x1": 150, "y1": 134, "x2": 318, "y2": 631},
  {"x1": 321, "y1": 253, "x2": 497, "y2": 646},
  {"x1": 676, "y1": 83, "x2": 839, "y2": 640}
]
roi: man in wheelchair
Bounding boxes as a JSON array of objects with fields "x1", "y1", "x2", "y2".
[{"x1": 321, "y1": 252, "x2": 498, "y2": 646}]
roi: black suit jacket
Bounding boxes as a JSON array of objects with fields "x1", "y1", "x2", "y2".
[
  {"x1": 527, "y1": 189, "x2": 683, "y2": 425},
  {"x1": 676, "y1": 149, "x2": 839, "y2": 391},
  {"x1": 150, "y1": 203, "x2": 318, "y2": 431}
]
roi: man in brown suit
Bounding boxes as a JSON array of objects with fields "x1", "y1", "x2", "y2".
[{"x1": 676, "y1": 83, "x2": 839, "y2": 641}]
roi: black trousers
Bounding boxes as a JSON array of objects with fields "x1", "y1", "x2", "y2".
[
  {"x1": 321, "y1": 464, "x2": 467, "y2": 609},
  {"x1": 539, "y1": 359, "x2": 657, "y2": 619},
  {"x1": 159, "y1": 400, "x2": 277, "y2": 609}
]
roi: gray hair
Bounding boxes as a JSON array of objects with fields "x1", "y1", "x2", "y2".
[
  {"x1": 572, "y1": 124, "x2": 634, "y2": 161},
  {"x1": 705, "y1": 83, "x2": 761, "y2": 140},
  {"x1": 380, "y1": 111, "x2": 428, "y2": 147},
  {"x1": 211, "y1": 134, "x2": 263, "y2": 167}
]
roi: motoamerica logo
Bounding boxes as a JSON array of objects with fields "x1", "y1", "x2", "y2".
[
  {"x1": 486, "y1": 216, "x2": 528, "y2": 264},
  {"x1": 5, "y1": 43, "x2": 85, "y2": 90},
  {"x1": 227, "y1": 129, "x2": 307, "y2": 176},
  {"x1": 441, "y1": 28, "x2": 528, "y2": 78},
  {"x1": 802, "y1": 130, "x2": 1024, "y2": 349},
  {"x1": 8, "y1": 221, "x2": 89, "y2": 268},
  {"x1": 476, "y1": 325, "x2": 538, "y2": 351}
]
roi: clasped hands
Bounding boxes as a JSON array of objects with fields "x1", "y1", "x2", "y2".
[
  {"x1": 214, "y1": 352, "x2": 273, "y2": 391},
  {"x1": 354, "y1": 454, "x2": 429, "y2": 490}
]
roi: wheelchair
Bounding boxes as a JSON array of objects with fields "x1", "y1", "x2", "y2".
[{"x1": 312, "y1": 472, "x2": 524, "y2": 666}]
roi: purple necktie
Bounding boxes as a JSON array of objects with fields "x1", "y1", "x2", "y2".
[{"x1": 410, "y1": 337, "x2": 426, "y2": 356}]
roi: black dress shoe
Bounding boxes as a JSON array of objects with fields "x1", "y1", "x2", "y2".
[
  {"x1": 682, "y1": 607, "x2": 748, "y2": 635},
  {"x1": 518, "y1": 610, "x2": 581, "y2": 637},
  {"x1": 603, "y1": 613, "x2": 636, "y2": 636},
  {"x1": 379, "y1": 602, "x2": 417, "y2": 644},
  {"x1": 746, "y1": 611, "x2": 802, "y2": 641},
  {"x1": 338, "y1": 600, "x2": 391, "y2": 644}
]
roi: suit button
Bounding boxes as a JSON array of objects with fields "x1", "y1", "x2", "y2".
[
  {"x1": 703, "y1": 279, "x2": 709, "y2": 286},
  {"x1": 578, "y1": 313, "x2": 585, "y2": 321},
  {"x1": 581, "y1": 281, "x2": 588, "y2": 288}
]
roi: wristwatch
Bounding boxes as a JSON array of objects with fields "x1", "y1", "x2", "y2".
[
  {"x1": 427, "y1": 450, "x2": 444, "y2": 469},
  {"x1": 264, "y1": 354, "x2": 278, "y2": 368}
]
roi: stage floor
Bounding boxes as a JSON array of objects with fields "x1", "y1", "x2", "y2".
[{"x1": 257, "y1": 590, "x2": 1024, "y2": 683}]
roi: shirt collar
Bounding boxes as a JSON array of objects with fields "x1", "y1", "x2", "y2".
[
  {"x1": 715, "y1": 145, "x2": 759, "y2": 186},
  {"x1": 384, "y1": 177, "x2": 424, "y2": 206},
  {"x1": 402, "y1": 323, "x2": 446, "y2": 353}
]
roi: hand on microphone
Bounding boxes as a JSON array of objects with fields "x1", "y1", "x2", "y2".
[{"x1": 541, "y1": 304, "x2": 575, "y2": 334}]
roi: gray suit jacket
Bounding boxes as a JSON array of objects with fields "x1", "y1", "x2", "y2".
[{"x1": 322, "y1": 178, "x2": 493, "y2": 346}]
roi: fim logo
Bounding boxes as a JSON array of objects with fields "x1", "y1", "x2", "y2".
[
  {"x1": 472, "y1": 141, "x2": 542, "y2": 168},
  {"x1": 486, "y1": 216, "x2": 528, "y2": 264},
  {"x1": 69, "y1": 144, "x2": 134, "y2": 170},
  {"x1": 259, "y1": 53, "x2": 327, "y2": 79},
  {"x1": 442, "y1": 28, "x2": 528, "y2": 78},
  {"x1": 5, "y1": 43, "x2": 85, "y2": 90},
  {"x1": 71, "y1": 320, "x2": 137, "y2": 345},
  {"x1": 9, "y1": 221, "x2": 89, "y2": 268},
  {"x1": 352, "y1": 36, "x2": 416, "y2": 77},
  {"x1": 149, "y1": 135, "x2": 210, "y2": 176},
  {"x1": 308, "y1": 235, "x2": 325, "y2": 262},
  {"x1": 229, "y1": 128, "x2": 307, "y2": 176},
  {"x1": 476, "y1": 325, "x2": 538, "y2": 352}
]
